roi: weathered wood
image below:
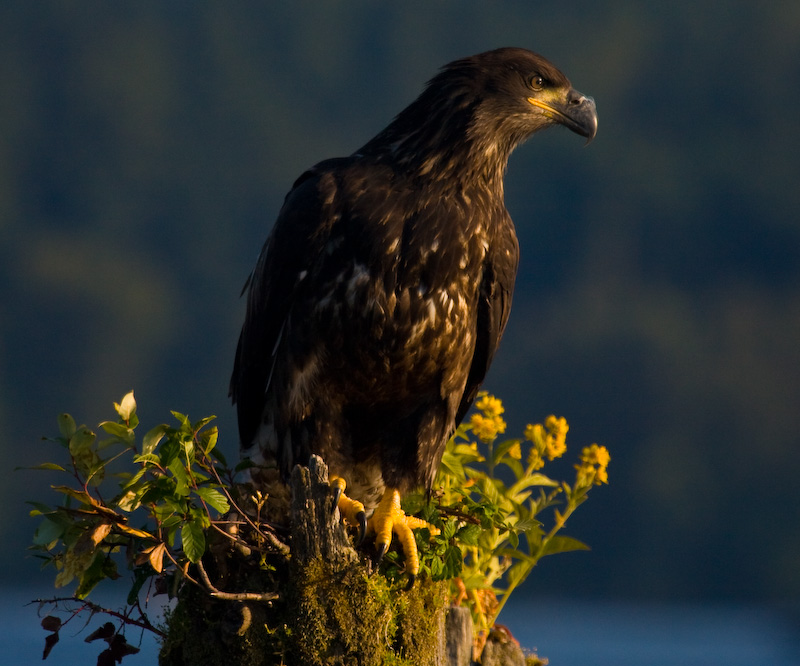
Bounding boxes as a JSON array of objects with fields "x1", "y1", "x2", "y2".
[
  {"x1": 480, "y1": 637, "x2": 528, "y2": 666},
  {"x1": 445, "y1": 605, "x2": 473, "y2": 666},
  {"x1": 289, "y1": 455, "x2": 356, "y2": 564}
]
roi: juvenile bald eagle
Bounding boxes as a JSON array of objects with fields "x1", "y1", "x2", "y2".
[{"x1": 230, "y1": 47, "x2": 597, "y2": 578}]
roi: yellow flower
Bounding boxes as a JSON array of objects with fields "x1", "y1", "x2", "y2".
[
  {"x1": 543, "y1": 415, "x2": 568, "y2": 461},
  {"x1": 507, "y1": 441, "x2": 522, "y2": 460},
  {"x1": 475, "y1": 394, "x2": 505, "y2": 418},
  {"x1": 523, "y1": 423, "x2": 542, "y2": 445},
  {"x1": 470, "y1": 414, "x2": 496, "y2": 442},
  {"x1": 526, "y1": 447, "x2": 545, "y2": 471},
  {"x1": 574, "y1": 444, "x2": 611, "y2": 487},
  {"x1": 469, "y1": 412, "x2": 507, "y2": 443}
]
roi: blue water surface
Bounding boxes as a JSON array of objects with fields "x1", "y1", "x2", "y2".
[
  {"x1": 3, "y1": 589, "x2": 799, "y2": 665},
  {"x1": 501, "y1": 597, "x2": 800, "y2": 666}
]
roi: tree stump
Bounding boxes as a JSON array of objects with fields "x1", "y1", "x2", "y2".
[{"x1": 159, "y1": 456, "x2": 452, "y2": 666}]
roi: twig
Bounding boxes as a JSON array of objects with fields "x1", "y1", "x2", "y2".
[
  {"x1": 210, "y1": 518, "x2": 290, "y2": 556},
  {"x1": 437, "y1": 506, "x2": 483, "y2": 525},
  {"x1": 195, "y1": 559, "x2": 279, "y2": 603},
  {"x1": 206, "y1": 463, "x2": 291, "y2": 556},
  {"x1": 32, "y1": 597, "x2": 167, "y2": 639}
]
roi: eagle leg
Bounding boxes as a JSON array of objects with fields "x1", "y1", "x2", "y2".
[
  {"x1": 330, "y1": 476, "x2": 367, "y2": 545},
  {"x1": 369, "y1": 488, "x2": 440, "y2": 587}
]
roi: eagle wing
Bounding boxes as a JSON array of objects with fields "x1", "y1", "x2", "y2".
[
  {"x1": 456, "y1": 218, "x2": 519, "y2": 425},
  {"x1": 230, "y1": 160, "x2": 342, "y2": 453}
]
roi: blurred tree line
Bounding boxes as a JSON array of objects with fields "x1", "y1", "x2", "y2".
[{"x1": 2, "y1": 2, "x2": 799, "y2": 604}]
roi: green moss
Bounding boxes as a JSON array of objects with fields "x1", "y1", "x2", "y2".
[
  {"x1": 159, "y1": 581, "x2": 286, "y2": 666},
  {"x1": 159, "y1": 551, "x2": 291, "y2": 666},
  {"x1": 391, "y1": 576, "x2": 447, "y2": 665},
  {"x1": 158, "y1": 552, "x2": 446, "y2": 666},
  {"x1": 287, "y1": 556, "x2": 445, "y2": 666}
]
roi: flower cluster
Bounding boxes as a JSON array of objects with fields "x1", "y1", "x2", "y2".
[
  {"x1": 574, "y1": 443, "x2": 611, "y2": 487},
  {"x1": 469, "y1": 393, "x2": 507, "y2": 443},
  {"x1": 435, "y1": 393, "x2": 610, "y2": 657},
  {"x1": 523, "y1": 414, "x2": 569, "y2": 471}
]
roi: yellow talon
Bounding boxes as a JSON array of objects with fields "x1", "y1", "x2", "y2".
[
  {"x1": 368, "y1": 488, "x2": 440, "y2": 578},
  {"x1": 330, "y1": 476, "x2": 367, "y2": 543}
]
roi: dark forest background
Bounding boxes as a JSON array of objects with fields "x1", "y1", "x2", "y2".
[{"x1": 2, "y1": 2, "x2": 799, "y2": 609}]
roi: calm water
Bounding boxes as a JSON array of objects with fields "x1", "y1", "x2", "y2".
[
  {"x1": 501, "y1": 597, "x2": 800, "y2": 666},
  {"x1": 4, "y1": 589, "x2": 799, "y2": 665}
]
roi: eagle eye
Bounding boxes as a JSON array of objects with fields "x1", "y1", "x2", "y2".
[{"x1": 529, "y1": 75, "x2": 545, "y2": 91}]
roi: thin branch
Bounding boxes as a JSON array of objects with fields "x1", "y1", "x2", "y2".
[
  {"x1": 195, "y1": 558, "x2": 279, "y2": 603},
  {"x1": 205, "y1": 463, "x2": 291, "y2": 556},
  {"x1": 437, "y1": 506, "x2": 483, "y2": 525},
  {"x1": 210, "y1": 517, "x2": 290, "y2": 556},
  {"x1": 32, "y1": 597, "x2": 167, "y2": 639}
]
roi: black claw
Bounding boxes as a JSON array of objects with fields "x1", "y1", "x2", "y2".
[
  {"x1": 331, "y1": 485, "x2": 342, "y2": 515},
  {"x1": 375, "y1": 542, "x2": 388, "y2": 564},
  {"x1": 404, "y1": 573, "x2": 416, "y2": 591},
  {"x1": 356, "y1": 511, "x2": 367, "y2": 546}
]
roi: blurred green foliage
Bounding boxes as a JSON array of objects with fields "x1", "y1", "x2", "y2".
[
  {"x1": 3, "y1": 2, "x2": 800, "y2": 602},
  {"x1": 29, "y1": 393, "x2": 230, "y2": 602}
]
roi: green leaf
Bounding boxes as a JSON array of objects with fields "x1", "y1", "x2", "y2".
[
  {"x1": 115, "y1": 391, "x2": 137, "y2": 422},
  {"x1": 27, "y1": 501, "x2": 53, "y2": 516},
  {"x1": 76, "y1": 550, "x2": 116, "y2": 599},
  {"x1": 170, "y1": 411, "x2": 191, "y2": 431},
  {"x1": 525, "y1": 473, "x2": 560, "y2": 487},
  {"x1": 479, "y1": 476, "x2": 501, "y2": 506},
  {"x1": 180, "y1": 436, "x2": 195, "y2": 465},
  {"x1": 84, "y1": 456, "x2": 107, "y2": 487},
  {"x1": 181, "y1": 521, "x2": 205, "y2": 563},
  {"x1": 439, "y1": 451, "x2": 465, "y2": 479},
  {"x1": 168, "y1": 458, "x2": 190, "y2": 497},
  {"x1": 159, "y1": 438, "x2": 180, "y2": 468},
  {"x1": 401, "y1": 491, "x2": 426, "y2": 516},
  {"x1": 442, "y1": 545, "x2": 463, "y2": 579},
  {"x1": 115, "y1": 490, "x2": 140, "y2": 513},
  {"x1": 68, "y1": 427, "x2": 96, "y2": 456},
  {"x1": 132, "y1": 453, "x2": 161, "y2": 467},
  {"x1": 190, "y1": 505, "x2": 211, "y2": 529},
  {"x1": 213, "y1": 448, "x2": 228, "y2": 467},
  {"x1": 25, "y1": 462, "x2": 67, "y2": 472},
  {"x1": 512, "y1": 516, "x2": 542, "y2": 534},
  {"x1": 540, "y1": 535, "x2": 590, "y2": 557},
  {"x1": 58, "y1": 413, "x2": 77, "y2": 439},
  {"x1": 505, "y1": 560, "x2": 532, "y2": 589},
  {"x1": 429, "y1": 553, "x2": 443, "y2": 578},
  {"x1": 194, "y1": 487, "x2": 230, "y2": 514},
  {"x1": 142, "y1": 424, "x2": 169, "y2": 456},
  {"x1": 492, "y1": 438, "x2": 522, "y2": 467},
  {"x1": 99, "y1": 420, "x2": 134, "y2": 443},
  {"x1": 51, "y1": 485, "x2": 95, "y2": 507},
  {"x1": 162, "y1": 516, "x2": 183, "y2": 547},
  {"x1": 33, "y1": 517, "x2": 66, "y2": 547},
  {"x1": 441, "y1": 519, "x2": 458, "y2": 540},
  {"x1": 199, "y1": 426, "x2": 218, "y2": 454},
  {"x1": 455, "y1": 523, "x2": 482, "y2": 546},
  {"x1": 192, "y1": 415, "x2": 217, "y2": 432},
  {"x1": 140, "y1": 479, "x2": 183, "y2": 509}
]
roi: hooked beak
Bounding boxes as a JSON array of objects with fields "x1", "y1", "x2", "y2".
[{"x1": 528, "y1": 89, "x2": 598, "y2": 144}]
